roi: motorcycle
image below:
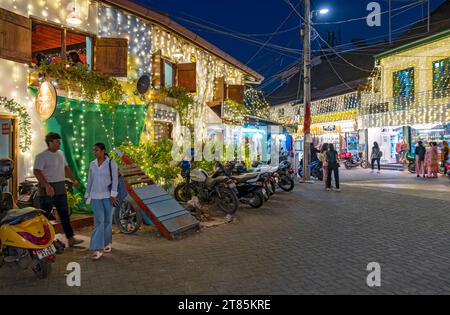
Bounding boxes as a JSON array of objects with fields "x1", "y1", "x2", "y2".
[
  {"x1": 274, "y1": 160, "x2": 295, "y2": 192},
  {"x1": 343, "y1": 153, "x2": 370, "y2": 169},
  {"x1": 0, "y1": 159, "x2": 57, "y2": 279},
  {"x1": 174, "y1": 161, "x2": 239, "y2": 215},
  {"x1": 298, "y1": 158, "x2": 323, "y2": 181},
  {"x1": 217, "y1": 162, "x2": 266, "y2": 208},
  {"x1": 407, "y1": 153, "x2": 416, "y2": 174}
]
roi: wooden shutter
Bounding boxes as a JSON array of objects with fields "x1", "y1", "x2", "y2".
[
  {"x1": 177, "y1": 62, "x2": 196, "y2": 92},
  {"x1": 227, "y1": 85, "x2": 245, "y2": 104},
  {"x1": 151, "y1": 51, "x2": 162, "y2": 88},
  {"x1": 213, "y1": 77, "x2": 225, "y2": 102},
  {"x1": 94, "y1": 37, "x2": 128, "y2": 77},
  {"x1": 0, "y1": 8, "x2": 31, "y2": 64}
]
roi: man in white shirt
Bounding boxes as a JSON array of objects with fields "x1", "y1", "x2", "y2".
[{"x1": 34, "y1": 132, "x2": 83, "y2": 247}]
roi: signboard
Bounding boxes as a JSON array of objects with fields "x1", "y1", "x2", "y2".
[
  {"x1": 323, "y1": 125, "x2": 336, "y2": 132},
  {"x1": 1, "y1": 123, "x2": 9, "y2": 135},
  {"x1": 35, "y1": 81, "x2": 57, "y2": 120}
]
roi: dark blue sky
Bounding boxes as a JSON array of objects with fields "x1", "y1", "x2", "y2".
[{"x1": 136, "y1": 0, "x2": 445, "y2": 91}]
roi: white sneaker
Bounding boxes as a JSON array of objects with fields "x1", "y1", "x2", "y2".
[
  {"x1": 326, "y1": 188, "x2": 331, "y2": 191},
  {"x1": 335, "y1": 188, "x2": 341, "y2": 192}
]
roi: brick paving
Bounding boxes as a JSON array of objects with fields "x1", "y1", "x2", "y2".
[{"x1": 1, "y1": 169, "x2": 449, "y2": 295}]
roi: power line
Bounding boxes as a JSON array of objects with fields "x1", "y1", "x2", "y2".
[{"x1": 246, "y1": 2, "x2": 300, "y2": 65}]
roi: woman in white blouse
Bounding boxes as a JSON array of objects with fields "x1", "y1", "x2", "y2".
[{"x1": 85, "y1": 143, "x2": 118, "y2": 260}]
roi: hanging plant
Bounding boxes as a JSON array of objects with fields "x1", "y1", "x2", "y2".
[
  {"x1": 157, "y1": 86, "x2": 198, "y2": 131},
  {"x1": 35, "y1": 61, "x2": 125, "y2": 107},
  {"x1": 0, "y1": 97, "x2": 32, "y2": 152}
]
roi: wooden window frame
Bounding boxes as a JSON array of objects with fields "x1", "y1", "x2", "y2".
[{"x1": 31, "y1": 18, "x2": 94, "y2": 67}]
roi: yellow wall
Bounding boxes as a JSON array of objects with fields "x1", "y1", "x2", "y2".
[{"x1": 379, "y1": 34, "x2": 450, "y2": 109}]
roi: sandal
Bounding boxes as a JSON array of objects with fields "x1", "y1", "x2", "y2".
[
  {"x1": 91, "y1": 251, "x2": 103, "y2": 260},
  {"x1": 103, "y1": 246, "x2": 112, "y2": 253}
]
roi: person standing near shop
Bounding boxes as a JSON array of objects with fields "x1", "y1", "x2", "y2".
[
  {"x1": 85, "y1": 143, "x2": 118, "y2": 260},
  {"x1": 442, "y1": 141, "x2": 449, "y2": 176},
  {"x1": 326, "y1": 144, "x2": 340, "y2": 192},
  {"x1": 415, "y1": 141, "x2": 426, "y2": 178},
  {"x1": 34, "y1": 132, "x2": 84, "y2": 247},
  {"x1": 430, "y1": 142, "x2": 440, "y2": 178},
  {"x1": 318, "y1": 143, "x2": 329, "y2": 189},
  {"x1": 370, "y1": 142, "x2": 382, "y2": 174}
]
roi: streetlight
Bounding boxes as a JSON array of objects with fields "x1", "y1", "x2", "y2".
[{"x1": 301, "y1": 2, "x2": 329, "y2": 181}]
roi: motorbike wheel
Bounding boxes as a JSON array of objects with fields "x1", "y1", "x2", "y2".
[
  {"x1": 344, "y1": 161, "x2": 352, "y2": 169},
  {"x1": 114, "y1": 200, "x2": 142, "y2": 235},
  {"x1": 215, "y1": 187, "x2": 239, "y2": 215},
  {"x1": 247, "y1": 191, "x2": 264, "y2": 208},
  {"x1": 174, "y1": 183, "x2": 194, "y2": 202},
  {"x1": 31, "y1": 257, "x2": 52, "y2": 279},
  {"x1": 278, "y1": 175, "x2": 294, "y2": 192},
  {"x1": 261, "y1": 188, "x2": 270, "y2": 202},
  {"x1": 361, "y1": 161, "x2": 370, "y2": 169},
  {"x1": 269, "y1": 179, "x2": 276, "y2": 195},
  {"x1": 408, "y1": 163, "x2": 416, "y2": 174}
]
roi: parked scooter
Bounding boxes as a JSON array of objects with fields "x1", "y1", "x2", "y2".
[
  {"x1": 274, "y1": 160, "x2": 295, "y2": 191},
  {"x1": 0, "y1": 159, "x2": 57, "y2": 279},
  {"x1": 298, "y1": 159, "x2": 323, "y2": 180},
  {"x1": 174, "y1": 161, "x2": 239, "y2": 215},
  {"x1": 218, "y1": 162, "x2": 265, "y2": 208},
  {"x1": 343, "y1": 152, "x2": 370, "y2": 169}
]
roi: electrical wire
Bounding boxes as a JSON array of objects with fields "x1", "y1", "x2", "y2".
[{"x1": 246, "y1": 2, "x2": 300, "y2": 65}]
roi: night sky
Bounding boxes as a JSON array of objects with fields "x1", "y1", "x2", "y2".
[{"x1": 136, "y1": 0, "x2": 446, "y2": 91}]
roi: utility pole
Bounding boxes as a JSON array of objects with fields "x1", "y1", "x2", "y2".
[{"x1": 302, "y1": 0, "x2": 311, "y2": 180}]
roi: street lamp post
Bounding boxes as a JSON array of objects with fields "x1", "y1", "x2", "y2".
[{"x1": 301, "y1": 1, "x2": 328, "y2": 181}]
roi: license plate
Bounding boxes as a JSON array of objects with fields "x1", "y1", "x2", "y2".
[
  {"x1": 36, "y1": 244, "x2": 56, "y2": 259},
  {"x1": 228, "y1": 183, "x2": 236, "y2": 189}
]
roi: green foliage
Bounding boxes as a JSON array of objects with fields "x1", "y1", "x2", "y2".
[
  {"x1": 158, "y1": 86, "x2": 196, "y2": 131},
  {"x1": 223, "y1": 99, "x2": 248, "y2": 124},
  {"x1": 114, "y1": 139, "x2": 179, "y2": 190},
  {"x1": 0, "y1": 97, "x2": 31, "y2": 152},
  {"x1": 36, "y1": 61, "x2": 125, "y2": 107},
  {"x1": 244, "y1": 88, "x2": 273, "y2": 120},
  {"x1": 67, "y1": 191, "x2": 83, "y2": 211}
]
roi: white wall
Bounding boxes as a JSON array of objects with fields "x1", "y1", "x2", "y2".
[
  {"x1": 0, "y1": 59, "x2": 46, "y2": 182},
  {"x1": 0, "y1": 0, "x2": 97, "y2": 34}
]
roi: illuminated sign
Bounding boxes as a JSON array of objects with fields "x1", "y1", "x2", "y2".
[{"x1": 35, "y1": 82, "x2": 57, "y2": 120}]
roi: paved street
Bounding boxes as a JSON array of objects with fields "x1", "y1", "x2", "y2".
[{"x1": 1, "y1": 169, "x2": 449, "y2": 295}]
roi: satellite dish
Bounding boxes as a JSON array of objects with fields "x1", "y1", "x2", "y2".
[{"x1": 137, "y1": 74, "x2": 151, "y2": 95}]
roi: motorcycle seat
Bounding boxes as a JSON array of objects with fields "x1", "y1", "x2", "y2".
[
  {"x1": 231, "y1": 173, "x2": 259, "y2": 183},
  {"x1": 205, "y1": 176, "x2": 227, "y2": 188},
  {"x1": 0, "y1": 207, "x2": 44, "y2": 225}
]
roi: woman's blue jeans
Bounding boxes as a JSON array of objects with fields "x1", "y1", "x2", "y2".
[{"x1": 90, "y1": 198, "x2": 113, "y2": 251}]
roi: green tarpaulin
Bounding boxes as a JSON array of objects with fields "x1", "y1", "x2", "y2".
[{"x1": 30, "y1": 87, "x2": 147, "y2": 198}]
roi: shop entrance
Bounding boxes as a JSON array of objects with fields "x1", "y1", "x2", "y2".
[{"x1": 0, "y1": 115, "x2": 18, "y2": 197}]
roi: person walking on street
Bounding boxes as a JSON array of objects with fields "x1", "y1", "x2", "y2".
[
  {"x1": 415, "y1": 141, "x2": 426, "y2": 178},
  {"x1": 326, "y1": 144, "x2": 340, "y2": 192},
  {"x1": 85, "y1": 143, "x2": 118, "y2": 260},
  {"x1": 370, "y1": 142, "x2": 382, "y2": 174},
  {"x1": 33, "y1": 132, "x2": 84, "y2": 247},
  {"x1": 442, "y1": 141, "x2": 449, "y2": 176},
  {"x1": 318, "y1": 143, "x2": 329, "y2": 189}
]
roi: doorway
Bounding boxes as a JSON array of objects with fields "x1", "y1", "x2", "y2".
[{"x1": 0, "y1": 115, "x2": 18, "y2": 197}]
